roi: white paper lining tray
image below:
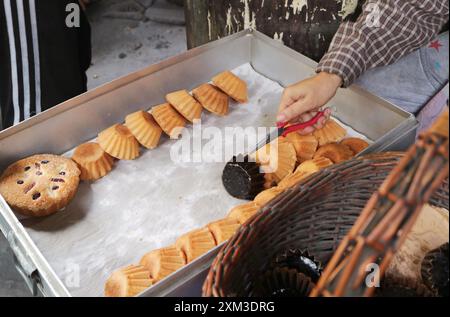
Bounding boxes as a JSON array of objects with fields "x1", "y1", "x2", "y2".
[{"x1": 0, "y1": 30, "x2": 417, "y2": 297}]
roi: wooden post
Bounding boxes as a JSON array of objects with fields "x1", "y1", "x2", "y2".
[
  {"x1": 184, "y1": 0, "x2": 344, "y2": 62},
  {"x1": 184, "y1": 0, "x2": 210, "y2": 49}
]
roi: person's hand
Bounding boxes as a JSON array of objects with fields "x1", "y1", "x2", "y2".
[{"x1": 277, "y1": 72, "x2": 342, "y2": 134}]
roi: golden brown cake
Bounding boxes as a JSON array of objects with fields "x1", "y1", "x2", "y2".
[
  {"x1": 104, "y1": 265, "x2": 153, "y2": 297},
  {"x1": 207, "y1": 218, "x2": 241, "y2": 244},
  {"x1": 263, "y1": 173, "x2": 278, "y2": 189},
  {"x1": 140, "y1": 246, "x2": 186, "y2": 282},
  {"x1": 313, "y1": 119, "x2": 347, "y2": 146},
  {"x1": 285, "y1": 133, "x2": 318, "y2": 163},
  {"x1": 176, "y1": 228, "x2": 217, "y2": 263},
  {"x1": 295, "y1": 157, "x2": 334, "y2": 174},
  {"x1": 277, "y1": 171, "x2": 311, "y2": 190},
  {"x1": 254, "y1": 137, "x2": 297, "y2": 183},
  {"x1": 166, "y1": 90, "x2": 203, "y2": 123},
  {"x1": 151, "y1": 103, "x2": 187, "y2": 139},
  {"x1": 314, "y1": 143, "x2": 354, "y2": 163},
  {"x1": 125, "y1": 111, "x2": 162, "y2": 149},
  {"x1": 98, "y1": 124, "x2": 140, "y2": 160},
  {"x1": 341, "y1": 137, "x2": 369, "y2": 155},
  {"x1": 212, "y1": 71, "x2": 248, "y2": 103},
  {"x1": 228, "y1": 202, "x2": 260, "y2": 224},
  {"x1": 72, "y1": 143, "x2": 114, "y2": 181},
  {"x1": 0, "y1": 154, "x2": 80, "y2": 217},
  {"x1": 192, "y1": 83, "x2": 229, "y2": 116},
  {"x1": 254, "y1": 187, "x2": 283, "y2": 206}
]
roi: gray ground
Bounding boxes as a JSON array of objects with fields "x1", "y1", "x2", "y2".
[{"x1": 0, "y1": 0, "x2": 186, "y2": 297}]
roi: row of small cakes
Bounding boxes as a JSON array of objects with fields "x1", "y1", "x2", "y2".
[
  {"x1": 71, "y1": 71, "x2": 248, "y2": 182},
  {"x1": 103, "y1": 151, "x2": 342, "y2": 297}
]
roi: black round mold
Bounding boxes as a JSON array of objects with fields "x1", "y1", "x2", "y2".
[{"x1": 222, "y1": 155, "x2": 266, "y2": 200}]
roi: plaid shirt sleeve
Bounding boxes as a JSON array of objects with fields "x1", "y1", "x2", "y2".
[{"x1": 317, "y1": 0, "x2": 449, "y2": 87}]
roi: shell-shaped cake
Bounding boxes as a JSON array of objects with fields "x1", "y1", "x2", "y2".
[
  {"x1": 125, "y1": 111, "x2": 162, "y2": 149},
  {"x1": 313, "y1": 119, "x2": 347, "y2": 146},
  {"x1": 98, "y1": 124, "x2": 140, "y2": 160},
  {"x1": 208, "y1": 218, "x2": 241, "y2": 245},
  {"x1": 228, "y1": 202, "x2": 260, "y2": 225},
  {"x1": 166, "y1": 90, "x2": 202, "y2": 123},
  {"x1": 72, "y1": 142, "x2": 114, "y2": 181},
  {"x1": 285, "y1": 133, "x2": 319, "y2": 163},
  {"x1": 254, "y1": 187, "x2": 283, "y2": 206},
  {"x1": 140, "y1": 246, "x2": 186, "y2": 282},
  {"x1": 212, "y1": 71, "x2": 248, "y2": 103},
  {"x1": 263, "y1": 173, "x2": 278, "y2": 189},
  {"x1": 341, "y1": 137, "x2": 369, "y2": 155},
  {"x1": 104, "y1": 265, "x2": 153, "y2": 297},
  {"x1": 295, "y1": 157, "x2": 334, "y2": 174},
  {"x1": 192, "y1": 83, "x2": 229, "y2": 116},
  {"x1": 314, "y1": 143, "x2": 354, "y2": 164},
  {"x1": 176, "y1": 228, "x2": 217, "y2": 263},
  {"x1": 151, "y1": 103, "x2": 187, "y2": 139},
  {"x1": 254, "y1": 137, "x2": 297, "y2": 183},
  {"x1": 277, "y1": 171, "x2": 311, "y2": 190}
]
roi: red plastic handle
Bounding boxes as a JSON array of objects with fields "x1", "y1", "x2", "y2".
[{"x1": 279, "y1": 111, "x2": 325, "y2": 137}]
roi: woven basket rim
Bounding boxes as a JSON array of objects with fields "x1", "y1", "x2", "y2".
[{"x1": 203, "y1": 152, "x2": 449, "y2": 297}]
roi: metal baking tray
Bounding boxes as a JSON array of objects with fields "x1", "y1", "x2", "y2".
[{"x1": 0, "y1": 30, "x2": 417, "y2": 297}]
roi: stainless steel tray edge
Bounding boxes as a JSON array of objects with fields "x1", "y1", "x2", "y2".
[
  {"x1": 0, "y1": 29, "x2": 418, "y2": 297},
  {"x1": 0, "y1": 196, "x2": 70, "y2": 296}
]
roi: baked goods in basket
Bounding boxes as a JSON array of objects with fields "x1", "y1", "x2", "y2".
[
  {"x1": 341, "y1": 137, "x2": 369, "y2": 155},
  {"x1": 285, "y1": 133, "x2": 318, "y2": 163},
  {"x1": 151, "y1": 103, "x2": 186, "y2": 139},
  {"x1": 140, "y1": 246, "x2": 186, "y2": 282},
  {"x1": 208, "y1": 218, "x2": 241, "y2": 245},
  {"x1": 0, "y1": 154, "x2": 80, "y2": 217},
  {"x1": 192, "y1": 83, "x2": 229, "y2": 116},
  {"x1": 295, "y1": 157, "x2": 333, "y2": 174},
  {"x1": 125, "y1": 111, "x2": 162, "y2": 149},
  {"x1": 212, "y1": 71, "x2": 248, "y2": 103},
  {"x1": 176, "y1": 228, "x2": 217, "y2": 263},
  {"x1": 166, "y1": 90, "x2": 203, "y2": 123},
  {"x1": 254, "y1": 137, "x2": 297, "y2": 183},
  {"x1": 314, "y1": 143, "x2": 354, "y2": 164},
  {"x1": 313, "y1": 119, "x2": 347, "y2": 146},
  {"x1": 104, "y1": 265, "x2": 153, "y2": 297},
  {"x1": 228, "y1": 202, "x2": 260, "y2": 224},
  {"x1": 72, "y1": 143, "x2": 114, "y2": 181},
  {"x1": 98, "y1": 124, "x2": 140, "y2": 160}
]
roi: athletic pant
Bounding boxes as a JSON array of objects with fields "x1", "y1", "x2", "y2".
[{"x1": 0, "y1": 0, "x2": 91, "y2": 130}]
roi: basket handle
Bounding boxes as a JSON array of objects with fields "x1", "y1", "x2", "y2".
[{"x1": 311, "y1": 109, "x2": 449, "y2": 297}]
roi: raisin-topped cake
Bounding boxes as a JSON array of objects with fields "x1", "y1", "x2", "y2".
[{"x1": 0, "y1": 154, "x2": 80, "y2": 217}]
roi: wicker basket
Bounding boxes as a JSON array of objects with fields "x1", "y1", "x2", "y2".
[{"x1": 203, "y1": 152, "x2": 449, "y2": 297}]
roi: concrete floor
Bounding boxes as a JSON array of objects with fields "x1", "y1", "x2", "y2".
[{"x1": 0, "y1": 0, "x2": 187, "y2": 297}]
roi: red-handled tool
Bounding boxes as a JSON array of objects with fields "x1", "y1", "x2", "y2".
[
  {"x1": 254, "y1": 111, "x2": 326, "y2": 151},
  {"x1": 277, "y1": 111, "x2": 325, "y2": 137}
]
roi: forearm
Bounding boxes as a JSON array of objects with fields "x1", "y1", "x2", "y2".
[{"x1": 317, "y1": 0, "x2": 449, "y2": 87}]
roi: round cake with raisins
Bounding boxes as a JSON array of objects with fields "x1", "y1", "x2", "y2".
[{"x1": 0, "y1": 154, "x2": 80, "y2": 217}]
